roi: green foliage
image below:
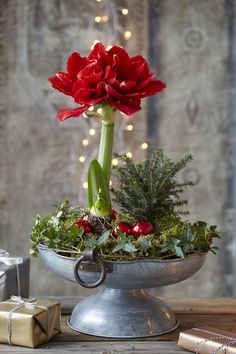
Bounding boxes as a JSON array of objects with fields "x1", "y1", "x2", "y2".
[
  {"x1": 30, "y1": 200, "x2": 85, "y2": 256},
  {"x1": 160, "y1": 220, "x2": 220, "y2": 258},
  {"x1": 111, "y1": 149, "x2": 193, "y2": 230},
  {"x1": 30, "y1": 201, "x2": 220, "y2": 261}
]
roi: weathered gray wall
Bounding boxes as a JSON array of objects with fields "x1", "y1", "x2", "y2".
[
  {"x1": 157, "y1": 0, "x2": 228, "y2": 297},
  {"x1": 0, "y1": 0, "x2": 235, "y2": 297}
]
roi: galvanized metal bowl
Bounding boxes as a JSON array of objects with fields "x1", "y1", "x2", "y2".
[{"x1": 38, "y1": 245, "x2": 206, "y2": 338}]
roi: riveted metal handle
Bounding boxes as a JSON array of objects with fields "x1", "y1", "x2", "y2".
[{"x1": 74, "y1": 248, "x2": 107, "y2": 288}]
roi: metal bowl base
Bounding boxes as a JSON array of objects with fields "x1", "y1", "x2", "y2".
[
  {"x1": 38, "y1": 246, "x2": 206, "y2": 338},
  {"x1": 68, "y1": 287, "x2": 179, "y2": 338}
]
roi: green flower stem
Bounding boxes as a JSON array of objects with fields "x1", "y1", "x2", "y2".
[{"x1": 98, "y1": 106, "x2": 115, "y2": 187}]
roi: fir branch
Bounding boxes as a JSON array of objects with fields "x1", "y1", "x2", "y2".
[{"x1": 111, "y1": 149, "x2": 193, "y2": 228}]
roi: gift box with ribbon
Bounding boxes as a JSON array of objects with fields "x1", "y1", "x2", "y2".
[
  {"x1": 0, "y1": 250, "x2": 30, "y2": 301},
  {"x1": 0, "y1": 296, "x2": 61, "y2": 348},
  {"x1": 178, "y1": 326, "x2": 236, "y2": 354}
]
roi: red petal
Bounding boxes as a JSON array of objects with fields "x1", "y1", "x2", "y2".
[
  {"x1": 103, "y1": 66, "x2": 116, "y2": 83},
  {"x1": 131, "y1": 74, "x2": 154, "y2": 93},
  {"x1": 74, "y1": 90, "x2": 107, "y2": 105},
  {"x1": 124, "y1": 79, "x2": 166, "y2": 99},
  {"x1": 88, "y1": 43, "x2": 113, "y2": 67},
  {"x1": 107, "y1": 97, "x2": 141, "y2": 115},
  {"x1": 56, "y1": 106, "x2": 89, "y2": 122},
  {"x1": 88, "y1": 42, "x2": 106, "y2": 60},
  {"x1": 72, "y1": 79, "x2": 88, "y2": 95},
  {"x1": 48, "y1": 74, "x2": 73, "y2": 96},
  {"x1": 78, "y1": 62, "x2": 103, "y2": 85},
  {"x1": 107, "y1": 85, "x2": 123, "y2": 98},
  {"x1": 108, "y1": 46, "x2": 130, "y2": 62},
  {"x1": 74, "y1": 82, "x2": 108, "y2": 105},
  {"x1": 127, "y1": 56, "x2": 151, "y2": 81},
  {"x1": 116, "y1": 80, "x2": 136, "y2": 93},
  {"x1": 74, "y1": 87, "x2": 95, "y2": 102},
  {"x1": 67, "y1": 52, "x2": 89, "y2": 80},
  {"x1": 143, "y1": 80, "x2": 166, "y2": 96},
  {"x1": 96, "y1": 82, "x2": 108, "y2": 97}
]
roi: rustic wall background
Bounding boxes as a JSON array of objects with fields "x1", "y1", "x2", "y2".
[{"x1": 1, "y1": 0, "x2": 235, "y2": 297}]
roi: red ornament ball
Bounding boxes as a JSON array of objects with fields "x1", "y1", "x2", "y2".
[
  {"x1": 75, "y1": 219, "x2": 92, "y2": 234},
  {"x1": 113, "y1": 222, "x2": 131, "y2": 237},
  {"x1": 111, "y1": 209, "x2": 117, "y2": 221},
  {"x1": 131, "y1": 221, "x2": 154, "y2": 238}
]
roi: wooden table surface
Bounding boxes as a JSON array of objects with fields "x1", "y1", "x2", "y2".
[{"x1": 1, "y1": 297, "x2": 236, "y2": 353}]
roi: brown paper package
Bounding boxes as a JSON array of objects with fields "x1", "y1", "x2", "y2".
[
  {"x1": 0, "y1": 299, "x2": 61, "y2": 348},
  {"x1": 178, "y1": 326, "x2": 236, "y2": 354}
]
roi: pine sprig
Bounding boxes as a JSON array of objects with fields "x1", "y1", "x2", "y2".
[{"x1": 111, "y1": 149, "x2": 193, "y2": 229}]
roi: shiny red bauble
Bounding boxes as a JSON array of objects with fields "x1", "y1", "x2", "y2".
[
  {"x1": 75, "y1": 219, "x2": 92, "y2": 234},
  {"x1": 131, "y1": 221, "x2": 154, "y2": 238},
  {"x1": 111, "y1": 209, "x2": 117, "y2": 221},
  {"x1": 113, "y1": 222, "x2": 131, "y2": 237}
]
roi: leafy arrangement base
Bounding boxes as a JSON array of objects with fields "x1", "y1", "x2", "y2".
[
  {"x1": 39, "y1": 245, "x2": 206, "y2": 338},
  {"x1": 31, "y1": 150, "x2": 219, "y2": 261}
]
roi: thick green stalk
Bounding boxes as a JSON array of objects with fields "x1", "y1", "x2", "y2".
[
  {"x1": 87, "y1": 105, "x2": 115, "y2": 217},
  {"x1": 98, "y1": 106, "x2": 115, "y2": 186}
]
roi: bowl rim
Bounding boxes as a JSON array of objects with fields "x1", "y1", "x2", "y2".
[{"x1": 38, "y1": 244, "x2": 207, "y2": 265}]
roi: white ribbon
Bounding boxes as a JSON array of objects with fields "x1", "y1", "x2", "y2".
[
  {"x1": 5, "y1": 296, "x2": 49, "y2": 345},
  {"x1": 9, "y1": 295, "x2": 36, "y2": 310},
  {"x1": 0, "y1": 250, "x2": 23, "y2": 266}
]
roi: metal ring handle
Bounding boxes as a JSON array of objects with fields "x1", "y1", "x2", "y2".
[{"x1": 73, "y1": 249, "x2": 107, "y2": 289}]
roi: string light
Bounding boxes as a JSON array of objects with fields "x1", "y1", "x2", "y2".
[
  {"x1": 95, "y1": 16, "x2": 102, "y2": 23},
  {"x1": 121, "y1": 8, "x2": 129, "y2": 15},
  {"x1": 141, "y1": 143, "x2": 148, "y2": 150},
  {"x1": 124, "y1": 31, "x2": 132, "y2": 40},
  {"x1": 126, "y1": 152, "x2": 132, "y2": 158},
  {"x1": 82, "y1": 139, "x2": 89, "y2": 146},
  {"x1": 97, "y1": 108, "x2": 103, "y2": 114},
  {"x1": 83, "y1": 182, "x2": 88, "y2": 189},
  {"x1": 96, "y1": 0, "x2": 101, "y2": 2},
  {"x1": 127, "y1": 124, "x2": 134, "y2": 131},
  {"x1": 112, "y1": 158, "x2": 118, "y2": 166},
  {"x1": 95, "y1": 15, "x2": 109, "y2": 24},
  {"x1": 106, "y1": 45, "x2": 113, "y2": 50},
  {"x1": 79, "y1": 156, "x2": 85, "y2": 163},
  {"x1": 109, "y1": 180, "x2": 112, "y2": 186},
  {"x1": 88, "y1": 106, "x2": 94, "y2": 111},
  {"x1": 89, "y1": 128, "x2": 96, "y2": 136}
]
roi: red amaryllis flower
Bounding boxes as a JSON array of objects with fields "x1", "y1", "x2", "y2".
[{"x1": 48, "y1": 43, "x2": 166, "y2": 122}]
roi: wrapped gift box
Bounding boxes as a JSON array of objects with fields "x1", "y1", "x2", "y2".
[
  {"x1": 0, "y1": 297, "x2": 61, "y2": 348},
  {"x1": 178, "y1": 326, "x2": 236, "y2": 354},
  {"x1": 0, "y1": 250, "x2": 30, "y2": 301}
]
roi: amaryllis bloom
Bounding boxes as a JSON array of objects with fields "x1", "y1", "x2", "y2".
[{"x1": 48, "y1": 42, "x2": 166, "y2": 122}]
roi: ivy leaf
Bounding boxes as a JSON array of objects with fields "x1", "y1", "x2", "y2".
[
  {"x1": 138, "y1": 238, "x2": 152, "y2": 251},
  {"x1": 173, "y1": 244, "x2": 184, "y2": 258},
  {"x1": 84, "y1": 239, "x2": 98, "y2": 248},
  {"x1": 186, "y1": 225, "x2": 195, "y2": 242},
  {"x1": 68, "y1": 225, "x2": 84, "y2": 238},
  {"x1": 112, "y1": 238, "x2": 126, "y2": 253},
  {"x1": 123, "y1": 242, "x2": 137, "y2": 253},
  {"x1": 161, "y1": 236, "x2": 184, "y2": 258},
  {"x1": 97, "y1": 231, "x2": 110, "y2": 244}
]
